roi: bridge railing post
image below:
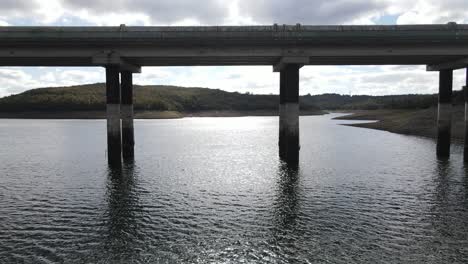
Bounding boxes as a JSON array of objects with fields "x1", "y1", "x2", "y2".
[
  {"x1": 106, "y1": 65, "x2": 122, "y2": 166},
  {"x1": 437, "y1": 69, "x2": 453, "y2": 158},
  {"x1": 121, "y1": 70, "x2": 135, "y2": 161},
  {"x1": 278, "y1": 64, "x2": 301, "y2": 166}
]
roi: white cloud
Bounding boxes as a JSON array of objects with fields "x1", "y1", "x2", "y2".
[
  {"x1": 0, "y1": 68, "x2": 43, "y2": 97},
  {"x1": 394, "y1": 0, "x2": 468, "y2": 24},
  {"x1": 236, "y1": 0, "x2": 468, "y2": 25},
  {"x1": 133, "y1": 65, "x2": 464, "y2": 96},
  {"x1": 66, "y1": 10, "x2": 152, "y2": 26},
  {"x1": 56, "y1": 69, "x2": 102, "y2": 84},
  {"x1": 1, "y1": 0, "x2": 468, "y2": 26},
  {"x1": 59, "y1": 0, "x2": 228, "y2": 25},
  {"x1": 0, "y1": 68, "x2": 104, "y2": 97},
  {"x1": 0, "y1": 1, "x2": 468, "y2": 97},
  {"x1": 137, "y1": 66, "x2": 278, "y2": 94},
  {"x1": 135, "y1": 67, "x2": 175, "y2": 83},
  {"x1": 238, "y1": 0, "x2": 386, "y2": 25}
]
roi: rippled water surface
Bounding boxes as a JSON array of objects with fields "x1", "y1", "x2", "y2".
[{"x1": 1, "y1": 114, "x2": 468, "y2": 263}]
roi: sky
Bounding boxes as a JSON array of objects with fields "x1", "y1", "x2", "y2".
[{"x1": 1, "y1": 0, "x2": 468, "y2": 97}]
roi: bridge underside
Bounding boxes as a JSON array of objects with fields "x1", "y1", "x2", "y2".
[
  {"x1": 0, "y1": 56, "x2": 464, "y2": 67},
  {"x1": 0, "y1": 46, "x2": 467, "y2": 67}
]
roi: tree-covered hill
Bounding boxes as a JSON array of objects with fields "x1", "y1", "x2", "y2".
[
  {"x1": 0, "y1": 83, "x2": 321, "y2": 112},
  {"x1": 0, "y1": 83, "x2": 464, "y2": 114}
]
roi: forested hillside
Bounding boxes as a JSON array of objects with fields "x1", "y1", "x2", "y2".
[
  {"x1": 0, "y1": 83, "x2": 321, "y2": 112},
  {"x1": 0, "y1": 83, "x2": 464, "y2": 113},
  {"x1": 302, "y1": 90, "x2": 464, "y2": 110}
]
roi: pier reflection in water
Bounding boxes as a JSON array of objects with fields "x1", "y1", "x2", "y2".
[
  {"x1": 1, "y1": 116, "x2": 468, "y2": 263},
  {"x1": 104, "y1": 161, "x2": 141, "y2": 262},
  {"x1": 270, "y1": 163, "x2": 302, "y2": 263}
]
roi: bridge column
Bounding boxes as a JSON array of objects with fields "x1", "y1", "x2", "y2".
[
  {"x1": 437, "y1": 69, "x2": 453, "y2": 158},
  {"x1": 464, "y1": 69, "x2": 468, "y2": 162},
  {"x1": 279, "y1": 64, "x2": 300, "y2": 165},
  {"x1": 121, "y1": 70, "x2": 135, "y2": 161},
  {"x1": 106, "y1": 65, "x2": 122, "y2": 166}
]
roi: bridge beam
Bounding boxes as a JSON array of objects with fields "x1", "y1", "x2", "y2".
[
  {"x1": 121, "y1": 70, "x2": 135, "y2": 161},
  {"x1": 93, "y1": 52, "x2": 141, "y2": 73},
  {"x1": 278, "y1": 64, "x2": 300, "y2": 166},
  {"x1": 427, "y1": 57, "x2": 468, "y2": 71},
  {"x1": 106, "y1": 65, "x2": 122, "y2": 166},
  {"x1": 273, "y1": 57, "x2": 308, "y2": 72},
  {"x1": 437, "y1": 69, "x2": 453, "y2": 158}
]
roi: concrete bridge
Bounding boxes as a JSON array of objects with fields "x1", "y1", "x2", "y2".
[{"x1": 1, "y1": 23, "x2": 468, "y2": 166}]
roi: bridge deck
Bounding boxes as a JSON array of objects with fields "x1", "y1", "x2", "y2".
[{"x1": 0, "y1": 24, "x2": 467, "y2": 66}]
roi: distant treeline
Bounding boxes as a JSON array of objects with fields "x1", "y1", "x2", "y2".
[
  {"x1": 302, "y1": 90, "x2": 464, "y2": 110},
  {"x1": 0, "y1": 83, "x2": 464, "y2": 112}
]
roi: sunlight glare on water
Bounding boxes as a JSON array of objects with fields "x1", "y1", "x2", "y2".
[{"x1": 1, "y1": 114, "x2": 468, "y2": 263}]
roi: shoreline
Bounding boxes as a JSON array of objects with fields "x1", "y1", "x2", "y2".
[
  {"x1": 333, "y1": 107, "x2": 465, "y2": 141},
  {"x1": 0, "y1": 109, "x2": 326, "y2": 119},
  {"x1": 4, "y1": 108, "x2": 460, "y2": 142}
]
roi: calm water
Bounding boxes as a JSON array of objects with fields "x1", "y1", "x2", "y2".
[{"x1": 1, "y1": 114, "x2": 468, "y2": 263}]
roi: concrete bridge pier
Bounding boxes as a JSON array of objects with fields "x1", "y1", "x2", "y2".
[
  {"x1": 436, "y1": 69, "x2": 453, "y2": 158},
  {"x1": 277, "y1": 63, "x2": 301, "y2": 165},
  {"x1": 106, "y1": 65, "x2": 122, "y2": 166},
  {"x1": 464, "y1": 69, "x2": 468, "y2": 162},
  {"x1": 120, "y1": 70, "x2": 135, "y2": 161}
]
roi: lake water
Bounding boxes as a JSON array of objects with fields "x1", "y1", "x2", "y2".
[{"x1": 1, "y1": 114, "x2": 468, "y2": 263}]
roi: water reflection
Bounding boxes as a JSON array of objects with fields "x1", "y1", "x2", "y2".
[
  {"x1": 5, "y1": 117, "x2": 468, "y2": 262},
  {"x1": 464, "y1": 165, "x2": 468, "y2": 206},
  {"x1": 271, "y1": 163, "x2": 301, "y2": 261},
  {"x1": 432, "y1": 160, "x2": 452, "y2": 237},
  {"x1": 428, "y1": 159, "x2": 468, "y2": 262},
  {"x1": 433, "y1": 159, "x2": 465, "y2": 211},
  {"x1": 274, "y1": 163, "x2": 300, "y2": 230},
  {"x1": 434, "y1": 159, "x2": 450, "y2": 203},
  {"x1": 104, "y1": 161, "x2": 141, "y2": 262}
]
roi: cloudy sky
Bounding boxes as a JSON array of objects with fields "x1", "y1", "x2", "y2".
[{"x1": 1, "y1": 0, "x2": 468, "y2": 97}]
